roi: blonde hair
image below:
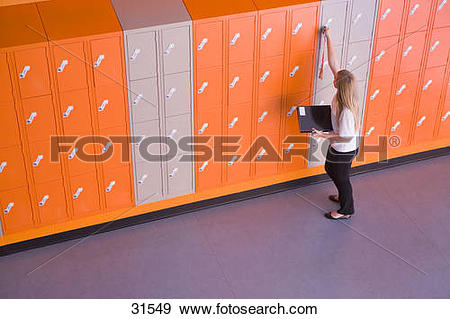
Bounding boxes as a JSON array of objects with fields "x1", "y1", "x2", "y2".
[{"x1": 335, "y1": 70, "x2": 360, "y2": 130}]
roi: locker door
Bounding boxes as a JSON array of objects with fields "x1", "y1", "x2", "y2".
[
  {"x1": 434, "y1": 0, "x2": 450, "y2": 28},
  {"x1": 414, "y1": 67, "x2": 446, "y2": 143},
  {"x1": 103, "y1": 164, "x2": 133, "y2": 211},
  {"x1": 229, "y1": 15, "x2": 256, "y2": 64},
  {"x1": 196, "y1": 68, "x2": 223, "y2": 109},
  {"x1": 225, "y1": 136, "x2": 251, "y2": 184},
  {"x1": 35, "y1": 179, "x2": 68, "y2": 226},
  {"x1": 29, "y1": 140, "x2": 63, "y2": 184},
  {"x1": 377, "y1": 0, "x2": 405, "y2": 38},
  {"x1": 255, "y1": 97, "x2": 282, "y2": 136},
  {"x1": 365, "y1": 75, "x2": 394, "y2": 128},
  {"x1": 363, "y1": 113, "x2": 388, "y2": 146},
  {"x1": 349, "y1": 0, "x2": 377, "y2": 43},
  {"x1": 162, "y1": 25, "x2": 191, "y2": 75},
  {"x1": 372, "y1": 36, "x2": 400, "y2": 77},
  {"x1": 405, "y1": 0, "x2": 432, "y2": 34},
  {"x1": 21, "y1": 95, "x2": 57, "y2": 143},
  {"x1": 129, "y1": 77, "x2": 159, "y2": 124},
  {"x1": 321, "y1": 1, "x2": 348, "y2": 46},
  {"x1": 438, "y1": 82, "x2": 450, "y2": 138},
  {"x1": 389, "y1": 108, "x2": 412, "y2": 147},
  {"x1": 427, "y1": 28, "x2": 449, "y2": 68},
  {"x1": 0, "y1": 146, "x2": 27, "y2": 191},
  {"x1": 166, "y1": 155, "x2": 194, "y2": 199},
  {"x1": 0, "y1": 103, "x2": 21, "y2": 148},
  {"x1": 60, "y1": 89, "x2": 93, "y2": 136},
  {"x1": 196, "y1": 106, "x2": 221, "y2": 138},
  {"x1": 392, "y1": 72, "x2": 419, "y2": 112},
  {"x1": 399, "y1": 31, "x2": 426, "y2": 73},
  {"x1": 0, "y1": 188, "x2": 33, "y2": 234},
  {"x1": 163, "y1": 72, "x2": 192, "y2": 117},
  {"x1": 53, "y1": 42, "x2": 88, "y2": 92},
  {"x1": 14, "y1": 47, "x2": 51, "y2": 98},
  {"x1": 228, "y1": 62, "x2": 254, "y2": 105},
  {"x1": 285, "y1": 92, "x2": 312, "y2": 134},
  {"x1": 258, "y1": 55, "x2": 284, "y2": 99},
  {"x1": 96, "y1": 125, "x2": 129, "y2": 169},
  {"x1": 132, "y1": 120, "x2": 162, "y2": 163},
  {"x1": 254, "y1": 133, "x2": 280, "y2": 177},
  {"x1": 280, "y1": 134, "x2": 308, "y2": 172},
  {"x1": 126, "y1": 31, "x2": 157, "y2": 81},
  {"x1": 90, "y1": 37, "x2": 123, "y2": 87},
  {"x1": 135, "y1": 160, "x2": 163, "y2": 204},
  {"x1": 95, "y1": 83, "x2": 128, "y2": 133},
  {"x1": 314, "y1": 84, "x2": 336, "y2": 106},
  {"x1": 0, "y1": 52, "x2": 13, "y2": 104},
  {"x1": 346, "y1": 41, "x2": 371, "y2": 81},
  {"x1": 259, "y1": 11, "x2": 286, "y2": 58},
  {"x1": 287, "y1": 51, "x2": 314, "y2": 95},
  {"x1": 290, "y1": 6, "x2": 319, "y2": 52},
  {"x1": 70, "y1": 172, "x2": 101, "y2": 218},
  {"x1": 66, "y1": 142, "x2": 96, "y2": 177},
  {"x1": 165, "y1": 114, "x2": 193, "y2": 156},
  {"x1": 195, "y1": 21, "x2": 223, "y2": 69}
]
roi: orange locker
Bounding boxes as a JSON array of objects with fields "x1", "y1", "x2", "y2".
[
  {"x1": 287, "y1": 50, "x2": 314, "y2": 95},
  {"x1": 103, "y1": 164, "x2": 133, "y2": 211},
  {"x1": 290, "y1": 5, "x2": 319, "y2": 53},
  {"x1": 280, "y1": 135, "x2": 308, "y2": 172},
  {"x1": 254, "y1": 133, "x2": 280, "y2": 177},
  {"x1": 225, "y1": 137, "x2": 251, "y2": 184},
  {"x1": 372, "y1": 36, "x2": 400, "y2": 78},
  {"x1": 195, "y1": 20, "x2": 223, "y2": 69},
  {"x1": 364, "y1": 113, "x2": 389, "y2": 146},
  {"x1": 434, "y1": 0, "x2": 450, "y2": 28},
  {"x1": 0, "y1": 146, "x2": 28, "y2": 191},
  {"x1": 35, "y1": 179, "x2": 68, "y2": 226},
  {"x1": 0, "y1": 52, "x2": 13, "y2": 104},
  {"x1": 69, "y1": 172, "x2": 101, "y2": 218},
  {"x1": 52, "y1": 42, "x2": 88, "y2": 92},
  {"x1": 427, "y1": 28, "x2": 449, "y2": 68},
  {"x1": 365, "y1": 74, "x2": 394, "y2": 123},
  {"x1": 0, "y1": 103, "x2": 21, "y2": 148},
  {"x1": 399, "y1": 31, "x2": 426, "y2": 73},
  {"x1": 21, "y1": 95, "x2": 57, "y2": 143},
  {"x1": 29, "y1": 140, "x2": 63, "y2": 184},
  {"x1": 284, "y1": 92, "x2": 312, "y2": 134},
  {"x1": 66, "y1": 142, "x2": 97, "y2": 177},
  {"x1": 90, "y1": 37, "x2": 124, "y2": 87},
  {"x1": 437, "y1": 82, "x2": 450, "y2": 138},
  {"x1": 228, "y1": 62, "x2": 254, "y2": 105},
  {"x1": 392, "y1": 71, "x2": 419, "y2": 112},
  {"x1": 388, "y1": 108, "x2": 413, "y2": 147},
  {"x1": 59, "y1": 89, "x2": 93, "y2": 136},
  {"x1": 94, "y1": 125, "x2": 130, "y2": 169},
  {"x1": 259, "y1": 10, "x2": 287, "y2": 58},
  {"x1": 229, "y1": 15, "x2": 256, "y2": 64},
  {"x1": 255, "y1": 97, "x2": 282, "y2": 136},
  {"x1": 196, "y1": 68, "x2": 223, "y2": 109},
  {"x1": 376, "y1": 0, "x2": 405, "y2": 38},
  {"x1": 405, "y1": 0, "x2": 432, "y2": 34},
  {"x1": 258, "y1": 55, "x2": 284, "y2": 99},
  {"x1": 94, "y1": 83, "x2": 128, "y2": 133},
  {"x1": 0, "y1": 187, "x2": 34, "y2": 234}
]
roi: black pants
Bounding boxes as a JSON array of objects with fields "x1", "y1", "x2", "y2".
[{"x1": 324, "y1": 146, "x2": 358, "y2": 215}]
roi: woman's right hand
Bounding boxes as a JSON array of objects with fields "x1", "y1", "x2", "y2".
[{"x1": 322, "y1": 26, "x2": 330, "y2": 38}]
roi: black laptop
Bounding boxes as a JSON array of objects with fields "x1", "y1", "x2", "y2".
[{"x1": 296, "y1": 105, "x2": 333, "y2": 133}]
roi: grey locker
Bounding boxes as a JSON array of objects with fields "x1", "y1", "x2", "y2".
[
  {"x1": 308, "y1": 137, "x2": 330, "y2": 168},
  {"x1": 133, "y1": 120, "x2": 163, "y2": 162},
  {"x1": 321, "y1": 1, "x2": 349, "y2": 46},
  {"x1": 349, "y1": 0, "x2": 377, "y2": 42},
  {"x1": 163, "y1": 71, "x2": 192, "y2": 117},
  {"x1": 135, "y1": 160, "x2": 164, "y2": 204},
  {"x1": 166, "y1": 155, "x2": 194, "y2": 198},
  {"x1": 346, "y1": 40, "x2": 371, "y2": 82},
  {"x1": 126, "y1": 32, "x2": 158, "y2": 80},
  {"x1": 129, "y1": 78, "x2": 159, "y2": 123},
  {"x1": 314, "y1": 85, "x2": 336, "y2": 106},
  {"x1": 316, "y1": 45, "x2": 344, "y2": 92},
  {"x1": 165, "y1": 113, "x2": 193, "y2": 156},
  {"x1": 162, "y1": 26, "x2": 191, "y2": 74}
]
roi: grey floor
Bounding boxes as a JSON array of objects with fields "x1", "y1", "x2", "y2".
[{"x1": 1, "y1": 156, "x2": 449, "y2": 298}]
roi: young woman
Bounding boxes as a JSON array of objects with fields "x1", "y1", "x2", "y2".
[{"x1": 312, "y1": 26, "x2": 360, "y2": 220}]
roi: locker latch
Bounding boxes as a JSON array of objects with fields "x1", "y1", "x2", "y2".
[
  {"x1": 26, "y1": 112, "x2": 37, "y2": 125},
  {"x1": 230, "y1": 33, "x2": 241, "y2": 46},
  {"x1": 57, "y1": 60, "x2": 69, "y2": 73},
  {"x1": 39, "y1": 195, "x2": 50, "y2": 206},
  {"x1": 19, "y1": 65, "x2": 30, "y2": 79},
  {"x1": 0, "y1": 161, "x2": 6, "y2": 173},
  {"x1": 3, "y1": 202, "x2": 14, "y2": 214}
]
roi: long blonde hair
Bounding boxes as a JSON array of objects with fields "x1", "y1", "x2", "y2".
[{"x1": 335, "y1": 70, "x2": 360, "y2": 130}]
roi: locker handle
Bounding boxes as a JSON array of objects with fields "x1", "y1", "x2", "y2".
[
  {"x1": 57, "y1": 60, "x2": 69, "y2": 73},
  {"x1": 260, "y1": 71, "x2": 270, "y2": 82},
  {"x1": 130, "y1": 49, "x2": 141, "y2": 61},
  {"x1": 423, "y1": 80, "x2": 433, "y2": 90},
  {"x1": 168, "y1": 129, "x2": 177, "y2": 139},
  {"x1": 292, "y1": 23, "x2": 303, "y2": 35},
  {"x1": 229, "y1": 117, "x2": 239, "y2": 128},
  {"x1": 319, "y1": 100, "x2": 325, "y2": 105},
  {"x1": 106, "y1": 181, "x2": 116, "y2": 193},
  {"x1": 198, "y1": 82, "x2": 208, "y2": 94},
  {"x1": 325, "y1": 18, "x2": 333, "y2": 28},
  {"x1": 72, "y1": 188, "x2": 83, "y2": 199},
  {"x1": 228, "y1": 155, "x2": 238, "y2": 166},
  {"x1": 93, "y1": 54, "x2": 105, "y2": 68},
  {"x1": 198, "y1": 123, "x2": 208, "y2": 134},
  {"x1": 33, "y1": 155, "x2": 44, "y2": 167},
  {"x1": 365, "y1": 127, "x2": 375, "y2": 137},
  {"x1": 391, "y1": 121, "x2": 401, "y2": 131},
  {"x1": 229, "y1": 76, "x2": 240, "y2": 88},
  {"x1": 396, "y1": 84, "x2": 406, "y2": 95},
  {"x1": 197, "y1": 38, "x2": 208, "y2": 51},
  {"x1": 62, "y1": 105, "x2": 74, "y2": 118},
  {"x1": 285, "y1": 144, "x2": 294, "y2": 154},
  {"x1": 3, "y1": 202, "x2": 14, "y2": 214},
  {"x1": 287, "y1": 106, "x2": 297, "y2": 117},
  {"x1": 19, "y1": 65, "x2": 30, "y2": 79},
  {"x1": 199, "y1": 161, "x2": 208, "y2": 172},
  {"x1": 256, "y1": 149, "x2": 266, "y2": 160},
  {"x1": 352, "y1": 13, "x2": 362, "y2": 25},
  {"x1": 166, "y1": 88, "x2": 177, "y2": 100},
  {"x1": 417, "y1": 116, "x2": 426, "y2": 127},
  {"x1": 39, "y1": 195, "x2": 49, "y2": 206},
  {"x1": 289, "y1": 66, "x2": 299, "y2": 78},
  {"x1": 68, "y1": 148, "x2": 78, "y2": 160},
  {"x1": 26, "y1": 112, "x2": 37, "y2": 125},
  {"x1": 381, "y1": 8, "x2": 391, "y2": 20},
  {"x1": 133, "y1": 93, "x2": 143, "y2": 105},
  {"x1": 102, "y1": 142, "x2": 112, "y2": 153},
  {"x1": 403, "y1": 45, "x2": 413, "y2": 57},
  {"x1": 0, "y1": 161, "x2": 7, "y2": 173},
  {"x1": 438, "y1": 0, "x2": 447, "y2": 11},
  {"x1": 442, "y1": 111, "x2": 450, "y2": 121},
  {"x1": 261, "y1": 28, "x2": 272, "y2": 40},
  {"x1": 409, "y1": 4, "x2": 420, "y2": 15},
  {"x1": 375, "y1": 51, "x2": 386, "y2": 61},
  {"x1": 138, "y1": 174, "x2": 148, "y2": 185},
  {"x1": 370, "y1": 89, "x2": 380, "y2": 100},
  {"x1": 169, "y1": 168, "x2": 178, "y2": 178},
  {"x1": 430, "y1": 41, "x2": 440, "y2": 52},
  {"x1": 230, "y1": 33, "x2": 241, "y2": 46},
  {"x1": 347, "y1": 56, "x2": 357, "y2": 67},
  {"x1": 164, "y1": 43, "x2": 175, "y2": 55},
  {"x1": 258, "y1": 111, "x2": 269, "y2": 123},
  {"x1": 98, "y1": 99, "x2": 109, "y2": 112}
]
